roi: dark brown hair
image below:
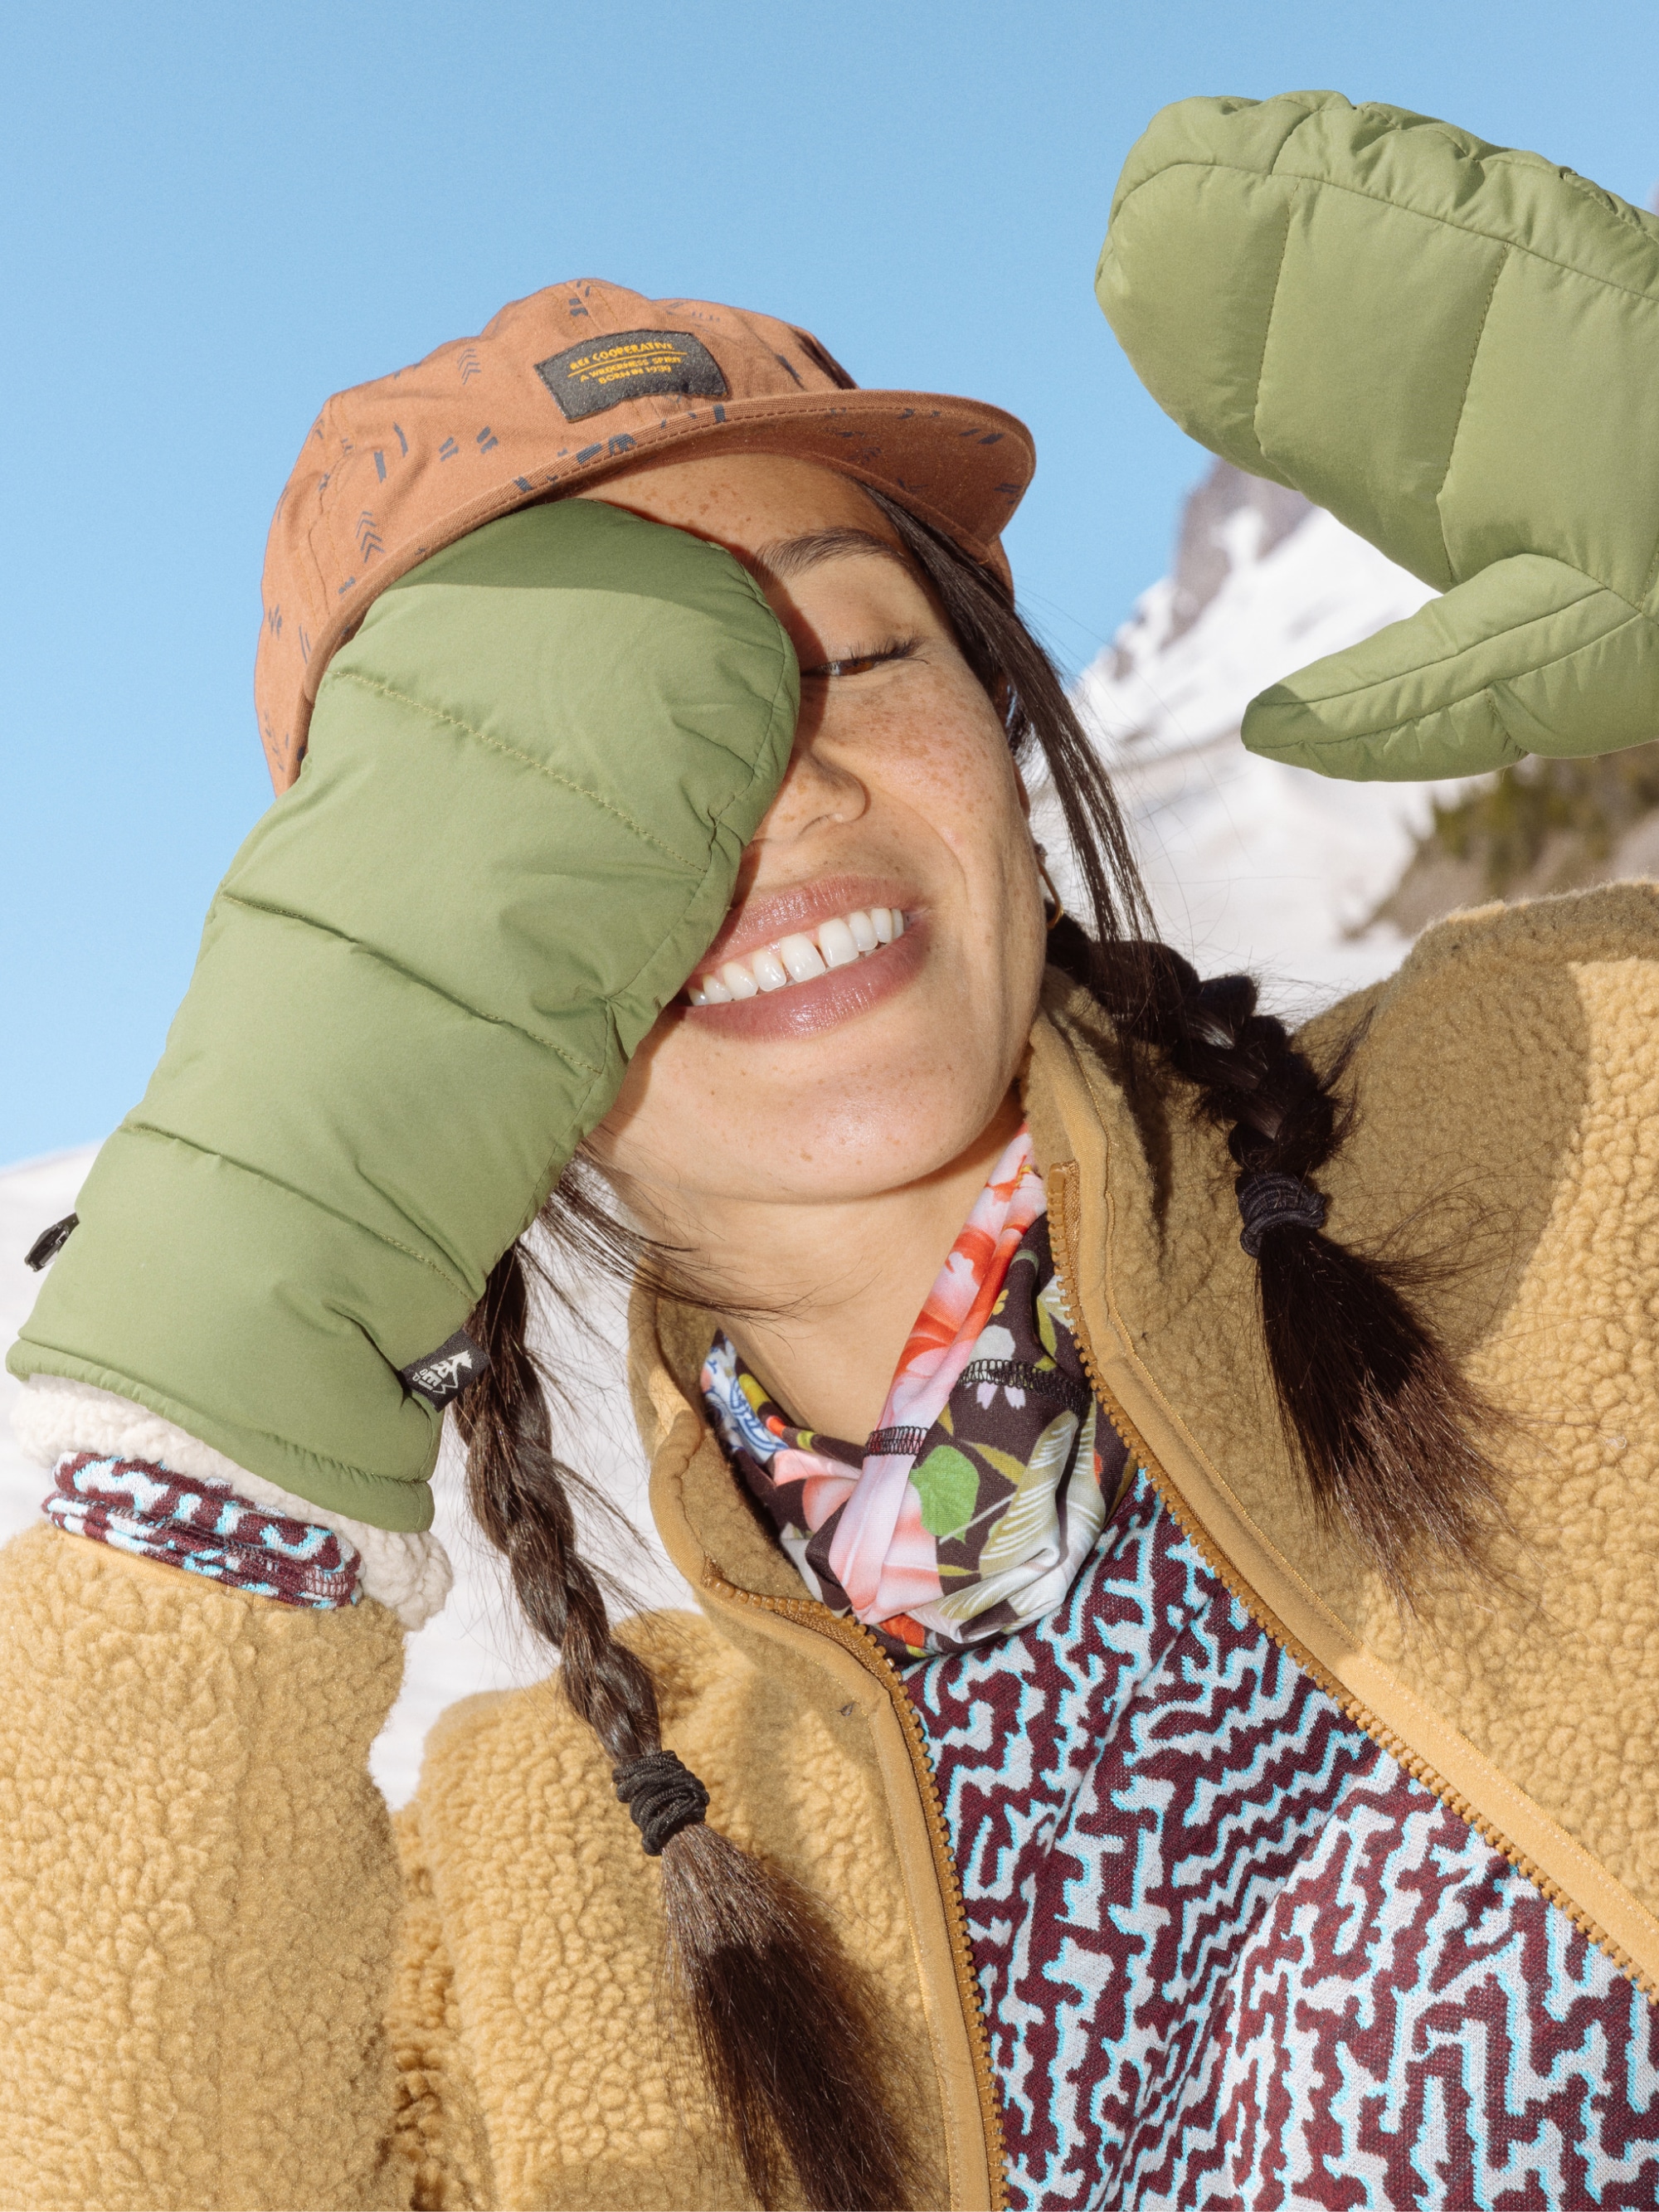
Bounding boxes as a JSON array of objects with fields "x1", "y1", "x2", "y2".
[{"x1": 454, "y1": 485, "x2": 1507, "y2": 2209}]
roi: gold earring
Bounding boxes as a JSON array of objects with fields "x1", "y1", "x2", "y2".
[{"x1": 1034, "y1": 843, "x2": 1065, "y2": 931}]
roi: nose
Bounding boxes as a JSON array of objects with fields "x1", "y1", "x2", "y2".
[{"x1": 747, "y1": 720, "x2": 869, "y2": 853}]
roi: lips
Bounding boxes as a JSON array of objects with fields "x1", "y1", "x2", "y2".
[{"x1": 680, "y1": 875, "x2": 924, "y2": 1040}]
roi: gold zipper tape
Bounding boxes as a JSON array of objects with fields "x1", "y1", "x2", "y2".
[{"x1": 703, "y1": 1573, "x2": 1010, "y2": 2212}]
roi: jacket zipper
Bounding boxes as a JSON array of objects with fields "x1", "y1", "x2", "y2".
[
  {"x1": 1045, "y1": 1167, "x2": 1657, "y2": 2004},
  {"x1": 707, "y1": 1574, "x2": 1010, "y2": 2211}
]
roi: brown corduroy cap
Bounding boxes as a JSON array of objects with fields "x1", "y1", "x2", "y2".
[{"x1": 255, "y1": 279, "x2": 1036, "y2": 791}]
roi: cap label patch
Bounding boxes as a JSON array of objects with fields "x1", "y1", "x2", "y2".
[
  {"x1": 534, "y1": 328, "x2": 728, "y2": 421},
  {"x1": 400, "y1": 1328, "x2": 490, "y2": 1407}
]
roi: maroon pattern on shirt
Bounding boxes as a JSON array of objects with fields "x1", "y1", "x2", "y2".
[{"x1": 902, "y1": 1466, "x2": 1659, "y2": 2209}]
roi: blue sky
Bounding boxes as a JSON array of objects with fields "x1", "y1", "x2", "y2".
[{"x1": 4, "y1": 0, "x2": 1656, "y2": 1164}]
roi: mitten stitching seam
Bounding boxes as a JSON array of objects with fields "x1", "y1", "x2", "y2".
[
  {"x1": 700, "y1": 637, "x2": 799, "y2": 845},
  {"x1": 1637, "y1": 515, "x2": 1659, "y2": 611},
  {"x1": 1112, "y1": 159, "x2": 1659, "y2": 312},
  {"x1": 1270, "y1": 600, "x2": 1646, "y2": 749},
  {"x1": 328, "y1": 668, "x2": 704, "y2": 874},
  {"x1": 1437, "y1": 243, "x2": 1514, "y2": 581},
  {"x1": 120, "y1": 1117, "x2": 473, "y2": 1296},
  {"x1": 215, "y1": 890, "x2": 602, "y2": 1082},
  {"x1": 1245, "y1": 186, "x2": 1301, "y2": 477}
]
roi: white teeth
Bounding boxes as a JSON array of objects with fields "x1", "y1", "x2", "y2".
[
  {"x1": 816, "y1": 916, "x2": 860, "y2": 970},
  {"x1": 778, "y1": 933, "x2": 828, "y2": 983},
  {"x1": 689, "y1": 905, "x2": 908, "y2": 1004}
]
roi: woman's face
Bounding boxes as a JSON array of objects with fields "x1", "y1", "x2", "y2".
[{"x1": 577, "y1": 452, "x2": 1048, "y2": 1223}]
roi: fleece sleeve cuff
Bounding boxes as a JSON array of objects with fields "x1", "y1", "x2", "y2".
[{"x1": 10, "y1": 1374, "x2": 452, "y2": 1631}]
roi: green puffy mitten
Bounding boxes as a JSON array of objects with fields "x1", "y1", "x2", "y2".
[
  {"x1": 9, "y1": 500, "x2": 797, "y2": 1529},
  {"x1": 1097, "y1": 89, "x2": 1659, "y2": 780}
]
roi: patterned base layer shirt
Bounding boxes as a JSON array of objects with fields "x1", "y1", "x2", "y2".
[{"x1": 902, "y1": 1465, "x2": 1659, "y2": 2210}]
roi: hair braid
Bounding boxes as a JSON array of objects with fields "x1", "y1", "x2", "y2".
[
  {"x1": 455, "y1": 1244, "x2": 914, "y2": 2211},
  {"x1": 456, "y1": 1244, "x2": 658, "y2": 1762},
  {"x1": 1082, "y1": 939, "x2": 1510, "y2": 1588}
]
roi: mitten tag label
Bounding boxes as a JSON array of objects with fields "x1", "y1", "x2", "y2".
[
  {"x1": 400, "y1": 1329, "x2": 490, "y2": 1406},
  {"x1": 534, "y1": 328, "x2": 727, "y2": 421}
]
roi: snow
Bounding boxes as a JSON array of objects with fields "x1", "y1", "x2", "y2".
[
  {"x1": 1044, "y1": 480, "x2": 1462, "y2": 1014},
  {"x1": 0, "y1": 1146, "x2": 98, "y2": 1537}
]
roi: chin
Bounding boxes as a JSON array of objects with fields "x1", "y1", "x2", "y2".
[{"x1": 741, "y1": 1046, "x2": 1018, "y2": 1202}]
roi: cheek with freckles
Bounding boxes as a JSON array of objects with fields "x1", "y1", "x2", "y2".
[
  {"x1": 838, "y1": 667, "x2": 1014, "y2": 827},
  {"x1": 850, "y1": 680, "x2": 1041, "y2": 994}
]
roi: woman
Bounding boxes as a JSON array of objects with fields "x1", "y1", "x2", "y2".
[{"x1": 6, "y1": 250, "x2": 1659, "y2": 2212}]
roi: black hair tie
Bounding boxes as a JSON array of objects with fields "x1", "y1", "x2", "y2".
[
  {"x1": 1237, "y1": 1170, "x2": 1328, "y2": 1259},
  {"x1": 614, "y1": 1748, "x2": 710, "y2": 1856}
]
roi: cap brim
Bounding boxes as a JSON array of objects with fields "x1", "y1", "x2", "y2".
[{"x1": 545, "y1": 386, "x2": 1034, "y2": 566}]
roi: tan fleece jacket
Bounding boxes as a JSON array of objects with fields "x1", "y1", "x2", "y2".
[{"x1": 2, "y1": 885, "x2": 1656, "y2": 2211}]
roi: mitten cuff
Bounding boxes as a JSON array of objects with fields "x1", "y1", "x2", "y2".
[{"x1": 12, "y1": 1376, "x2": 451, "y2": 1630}]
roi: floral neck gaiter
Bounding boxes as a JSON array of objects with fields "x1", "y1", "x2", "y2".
[{"x1": 700, "y1": 1128, "x2": 1125, "y2": 1661}]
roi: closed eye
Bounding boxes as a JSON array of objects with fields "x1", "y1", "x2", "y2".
[{"x1": 800, "y1": 635, "x2": 922, "y2": 681}]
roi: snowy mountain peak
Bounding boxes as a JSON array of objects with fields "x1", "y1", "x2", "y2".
[
  {"x1": 1161, "y1": 462, "x2": 1311, "y2": 650},
  {"x1": 1054, "y1": 460, "x2": 1454, "y2": 999}
]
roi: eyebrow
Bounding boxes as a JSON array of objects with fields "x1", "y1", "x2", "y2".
[{"x1": 747, "y1": 527, "x2": 913, "y2": 582}]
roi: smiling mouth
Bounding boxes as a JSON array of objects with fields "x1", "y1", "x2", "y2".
[{"x1": 686, "y1": 905, "x2": 907, "y2": 1004}]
